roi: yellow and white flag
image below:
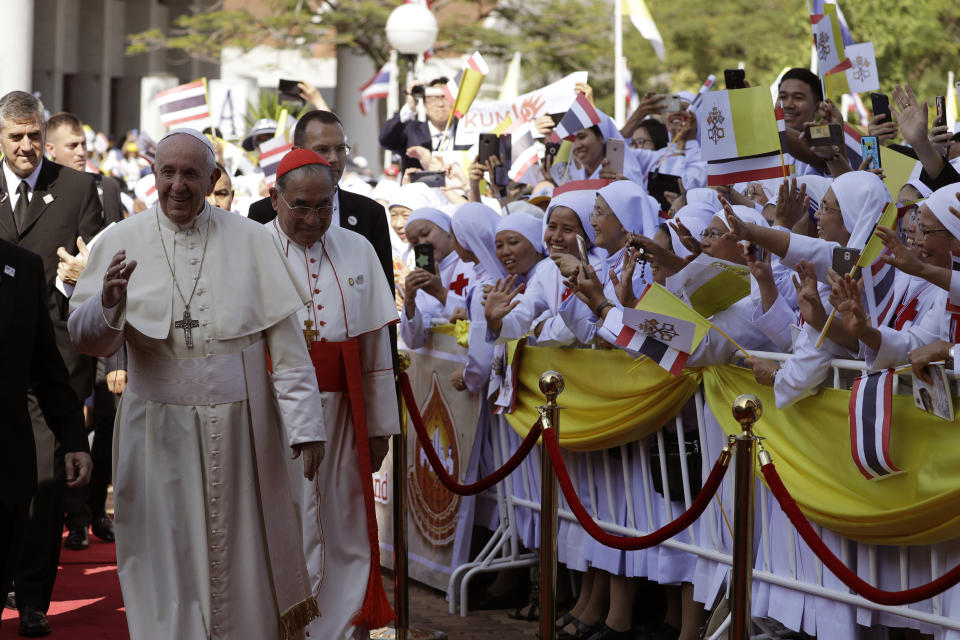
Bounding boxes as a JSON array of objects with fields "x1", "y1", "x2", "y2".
[{"x1": 623, "y1": 0, "x2": 665, "y2": 61}]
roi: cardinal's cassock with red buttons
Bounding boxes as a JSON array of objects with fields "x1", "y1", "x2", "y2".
[{"x1": 269, "y1": 216, "x2": 400, "y2": 639}]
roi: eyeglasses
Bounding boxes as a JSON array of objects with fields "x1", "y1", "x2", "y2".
[
  {"x1": 280, "y1": 193, "x2": 333, "y2": 219},
  {"x1": 630, "y1": 138, "x2": 654, "y2": 150},
  {"x1": 700, "y1": 228, "x2": 725, "y2": 240},
  {"x1": 818, "y1": 204, "x2": 843, "y2": 217},
  {"x1": 424, "y1": 96, "x2": 447, "y2": 104},
  {"x1": 916, "y1": 225, "x2": 952, "y2": 238},
  {"x1": 312, "y1": 144, "x2": 351, "y2": 157}
]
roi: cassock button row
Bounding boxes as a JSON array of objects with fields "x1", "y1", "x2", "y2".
[
  {"x1": 310, "y1": 258, "x2": 316, "y2": 263},
  {"x1": 316, "y1": 304, "x2": 323, "y2": 310},
  {"x1": 311, "y1": 273, "x2": 318, "y2": 279},
  {"x1": 314, "y1": 289, "x2": 320, "y2": 294},
  {"x1": 318, "y1": 320, "x2": 326, "y2": 326}
]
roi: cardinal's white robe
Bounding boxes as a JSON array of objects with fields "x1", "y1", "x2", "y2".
[{"x1": 268, "y1": 220, "x2": 401, "y2": 640}]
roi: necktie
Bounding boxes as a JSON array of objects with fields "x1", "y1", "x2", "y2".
[{"x1": 13, "y1": 181, "x2": 29, "y2": 233}]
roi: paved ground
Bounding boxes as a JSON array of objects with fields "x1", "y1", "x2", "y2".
[{"x1": 377, "y1": 570, "x2": 538, "y2": 640}]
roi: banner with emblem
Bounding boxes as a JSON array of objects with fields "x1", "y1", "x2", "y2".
[{"x1": 376, "y1": 329, "x2": 482, "y2": 590}]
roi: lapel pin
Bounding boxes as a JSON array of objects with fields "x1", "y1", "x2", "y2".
[
  {"x1": 348, "y1": 277, "x2": 355, "y2": 286},
  {"x1": 4, "y1": 265, "x2": 15, "y2": 277},
  {"x1": 347, "y1": 215, "x2": 357, "y2": 226},
  {"x1": 43, "y1": 193, "x2": 54, "y2": 205},
  {"x1": 356, "y1": 274, "x2": 364, "y2": 285}
]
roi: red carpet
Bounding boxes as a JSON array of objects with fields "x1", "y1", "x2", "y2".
[{"x1": 1, "y1": 531, "x2": 128, "y2": 639}]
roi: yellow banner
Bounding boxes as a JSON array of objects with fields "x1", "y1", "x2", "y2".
[{"x1": 505, "y1": 344, "x2": 960, "y2": 545}]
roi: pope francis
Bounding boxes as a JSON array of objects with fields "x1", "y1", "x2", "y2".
[{"x1": 67, "y1": 129, "x2": 326, "y2": 640}]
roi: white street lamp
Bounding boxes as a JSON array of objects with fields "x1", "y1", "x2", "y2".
[{"x1": 385, "y1": 4, "x2": 438, "y2": 56}]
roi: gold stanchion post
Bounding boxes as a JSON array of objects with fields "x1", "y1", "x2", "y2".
[
  {"x1": 538, "y1": 371, "x2": 564, "y2": 640},
  {"x1": 729, "y1": 393, "x2": 762, "y2": 640}
]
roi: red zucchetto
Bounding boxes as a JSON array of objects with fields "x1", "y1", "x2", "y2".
[{"x1": 276, "y1": 148, "x2": 331, "y2": 179}]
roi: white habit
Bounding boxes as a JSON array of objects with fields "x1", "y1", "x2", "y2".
[{"x1": 68, "y1": 204, "x2": 325, "y2": 640}]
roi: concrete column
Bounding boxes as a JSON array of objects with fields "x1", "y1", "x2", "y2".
[
  {"x1": 335, "y1": 47, "x2": 380, "y2": 173},
  {"x1": 2, "y1": 0, "x2": 35, "y2": 95}
]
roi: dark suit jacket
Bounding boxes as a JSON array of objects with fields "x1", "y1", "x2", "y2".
[
  {"x1": 95, "y1": 174, "x2": 124, "y2": 224},
  {"x1": 248, "y1": 189, "x2": 394, "y2": 293},
  {"x1": 378, "y1": 114, "x2": 469, "y2": 175},
  {"x1": 0, "y1": 160, "x2": 104, "y2": 398},
  {"x1": 0, "y1": 240, "x2": 87, "y2": 507}
]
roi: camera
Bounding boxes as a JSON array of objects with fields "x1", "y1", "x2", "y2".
[{"x1": 411, "y1": 84, "x2": 425, "y2": 100}]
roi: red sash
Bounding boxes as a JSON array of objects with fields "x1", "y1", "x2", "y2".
[{"x1": 308, "y1": 339, "x2": 396, "y2": 629}]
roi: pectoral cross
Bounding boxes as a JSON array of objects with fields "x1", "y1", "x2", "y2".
[
  {"x1": 303, "y1": 319, "x2": 319, "y2": 347},
  {"x1": 174, "y1": 309, "x2": 200, "y2": 348}
]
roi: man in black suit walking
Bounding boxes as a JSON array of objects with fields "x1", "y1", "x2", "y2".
[
  {"x1": 0, "y1": 90, "x2": 103, "y2": 636},
  {"x1": 45, "y1": 111, "x2": 123, "y2": 549},
  {"x1": 248, "y1": 110, "x2": 394, "y2": 293},
  {"x1": 0, "y1": 238, "x2": 91, "y2": 636}
]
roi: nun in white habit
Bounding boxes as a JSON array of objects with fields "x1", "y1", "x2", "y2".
[{"x1": 399, "y1": 207, "x2": 474, "y2": 349}]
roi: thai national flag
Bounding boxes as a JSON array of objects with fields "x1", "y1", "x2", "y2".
[
  {"x1": 614, "y1": 325, "x2": 689, "y2": 377},
  {"x1": 849, "y1": 369, "x2": 900, "y2": 480},
  {"x1": 156, "y1": 79, "x2": 211, "y2": 130},
  {"x1": 258, "y1": 137, "x2": 294, "y2": 188},
  {"x1": 358, "y1": 62, "x2": 394, "y2": 116},
  {"x1": 550, "y1": 93, "x2": 602, "y2": 142},
  {"x1": 863, "y1": 258, "x2": 897, "y2": 327},
  {"x1": 624, "y1": 63, "x2": 639, "y2": 118},
  {"x1": 843, "y1": 122, "x2": 863, "y2": 168}
]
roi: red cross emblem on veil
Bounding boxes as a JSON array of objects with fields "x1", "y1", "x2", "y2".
[{"x1": 449, "y1": 273, "x2": 470, "y2": 296}]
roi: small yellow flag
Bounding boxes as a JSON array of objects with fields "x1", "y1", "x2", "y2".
[
  {"x1": 452, "y1": 68, "x2": 484, "y2": 119},
  {"x1": 633, "y1": 283, "x2": 714, "y2": 351}
]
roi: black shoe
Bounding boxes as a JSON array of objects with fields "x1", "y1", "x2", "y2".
[
  {"x1": 91, "y1": 514, "x2": 115, "y2": 542},
  {"x1": 5, "y1": 591, "x2": 15, "y2": 610},
  {"x1": 64, "y1": 526, "x2": 89, "y2": 550},
  {"x1": 557, "y1": 617, "x2": 603, "y2": 640},
  {"x1": 583, "y1": 623, "x2": 635, "y2": 640},
  {"x1": 18, "y1": 607, "x2": 51, "y2": 637}
]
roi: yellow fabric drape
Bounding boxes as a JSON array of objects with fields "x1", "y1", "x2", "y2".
[
  {"x1": 502, "y1": 344, "x2": 960, "y2": 544},
  {"x1": 503, "y1": 346, "x2": 701, "y2": 451},
  {"x1": 432, "y1": 321, "x2": 470, "y2": 348},
  {"x1": 703, "y1": 365, "x2": 960, "y2": 546}
]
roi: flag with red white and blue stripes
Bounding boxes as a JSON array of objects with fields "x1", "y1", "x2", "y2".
[{"x1": 849, "y1": 369, "x2": 900, "y2": 480}]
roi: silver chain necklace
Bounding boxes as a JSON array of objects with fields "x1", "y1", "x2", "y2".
[{"x1": 156, "y1": 209, "x2": 211, "y2": 348}]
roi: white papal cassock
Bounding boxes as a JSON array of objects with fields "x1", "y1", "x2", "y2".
[
  {"x1": 268, "y1": 219, "x2": 401, "y2": 640},
  {"x1": 68, "y1": 204, "x2": 325, "y2": 640}
]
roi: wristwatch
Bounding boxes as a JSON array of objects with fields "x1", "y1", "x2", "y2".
[{"x1": 947, "y1": 344, "x2": 956, "y2": 371}]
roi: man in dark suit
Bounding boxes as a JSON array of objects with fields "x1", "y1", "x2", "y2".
[
  {"x1": 0, "y1": 238, "x2": 91, "y2": 636},
  {"x1": 378, "y1": 76, "x2": 470, "y2": 176},
  {"x1": 248, "y1": 110, "x2": 393, "y2": 292},
  {"x1": 0, "y1": 90, "x2": 103, "y2": 636},
  {"x1": 45, "y1": 111, "x2": 122, "y2": 548}
]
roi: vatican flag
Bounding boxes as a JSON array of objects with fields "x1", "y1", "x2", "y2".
[
  {"x1": 624, "y1": 283, "x2": 714, "y2": 354},
  {"x1": 451, "y1": 68, "x2": 484, "y2": 119},
  {"x1": 623, "y1": 0, "x2": 665, "y2": 61}
]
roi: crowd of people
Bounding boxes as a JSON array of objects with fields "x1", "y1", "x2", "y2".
[{"x1": 2, "y1": 49, "x2": 960, "y2": 640}]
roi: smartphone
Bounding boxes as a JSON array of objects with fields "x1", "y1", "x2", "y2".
[
  {"x1": 478, "y1": 133, "x2": 500, "y2": 166},
  {"x1": 545, "y1": 141, "x2": 561, "y2": 157},
  {"x1": 935, "y1": 96, "x2": 947, "y2": 128},
  {"x1": 604, "y1": 139, "x2": 625, "y2": 176},
  {"x1": 871, "y1": 93, "x2": 891, "y2": 123},
  {"x1": 749, "y1": 243, "x2": 765, "y2": 262},
  {"x1": 804, "y1": 122, "x2": 844, "y2": 147},
  {"x1": 832, "y1": 246, "x2": 860, "y2": 276},
  {"x1": 647, "y1": 172, "x2": 681, "y2": 212},
  {"x1": 409, "y1": 170, "x2": 446, "y2": 188},
  {"x1": 278, "y1": 78, "x2": 304, "y2": 107},
  {"x1": 575, "y1": 235, "x2": 591, "y2": 280},
  {"x1": 861, "y1": 135, "x2": 881, "y2": 170},
  {"x1": 724, "y1": 69, "x2": 746, "y2": 90},
  {"x1": 413, "y1": 243, "x2": 436, "y2": 274},
  {"x1": 664, "y1": 95, "x2": 682, "y2": 113}
]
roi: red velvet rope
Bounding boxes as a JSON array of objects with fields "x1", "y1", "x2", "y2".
[
  {"x1": 400, "y1": 372, "x2": 543, "y2": 496},
  {"x1": 762, "y1": 462, "x2": 960, "y2": 605},
  {"x1": 542, "y1": 425, "x2": 730, "y2": 551}
]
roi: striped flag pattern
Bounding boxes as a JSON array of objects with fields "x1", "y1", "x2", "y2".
[
  {"x1": 843, "y1": 122, "x2": 863, "y2": 169},
  {"x1": 259, "y1": 136, "x2": 294, "y2": 188},
  {"x1": 134, "y1": 173, "x2": 158, "y2": 208},
  {"x1": 863, "y1": 259, "x2": 897, "y2": 326},
  {"x1": 550, "y1": 93, "x2": 602, "y2": 142},
  {"x1": 359, "y1": 62, "x2": 394, "y2": 115},
  {"x1": 849, "y1": 369, "x2": 899, "y2": 480},
  {"x1": 156, "y1": 79, "x2": 211, "y2": 130},
  {"x1": 136, "y1": 131, "x2": 157, "y2": 167},
  {"x1": 775, "y1": 106, "x2": 788, "y2": 150},
  {"x1": 707, "y1": 154, "x2": 785, "y2": 186},
  {"x1": 508, "y1": 121, "x2": 541, "y2": 184},
  {"x1": 614, "y1": 325, "x2": 689, "y2": 377},
  {"x1": 443, "y1": 51, "x2": 489, "y2": 105},
  {"x1": 689, "y1": 74, "x2": 716, "y2": 110}
]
